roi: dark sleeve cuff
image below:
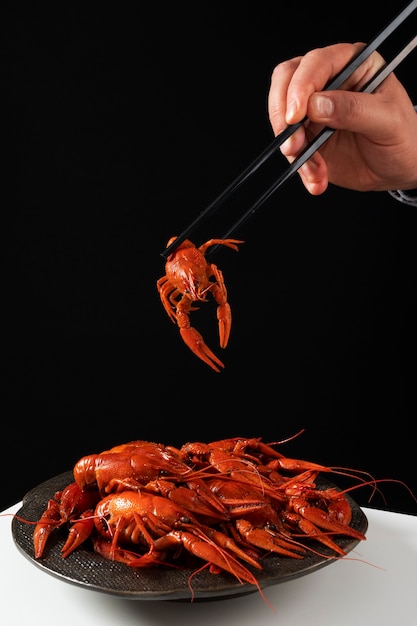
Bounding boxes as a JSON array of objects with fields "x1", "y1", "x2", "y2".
[
  {"x1": 388, "y1": 189, "x2": 417, "y2": 207},
  {"x1": 388, "y1": 104, "x2": 417, "y2": 206}
]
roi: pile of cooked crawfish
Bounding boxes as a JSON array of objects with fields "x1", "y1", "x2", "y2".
[{"x1": 31, "y1": 436, "x2": 370, "y2": 593}]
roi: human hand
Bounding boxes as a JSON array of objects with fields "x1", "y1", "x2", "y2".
[{"x1": 268, "y1": 43, "x2": 417, "y2": 195}]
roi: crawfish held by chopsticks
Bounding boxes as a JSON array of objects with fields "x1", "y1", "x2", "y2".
[{"x1": 157, "y1": 237, "x2": 244, "y2": 372}]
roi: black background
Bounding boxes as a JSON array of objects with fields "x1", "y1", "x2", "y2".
[{"x1": 4, "y1": 3, "x2": 417, "y2": 514}]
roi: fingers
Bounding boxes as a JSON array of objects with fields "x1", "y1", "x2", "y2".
[
  {"x1": 267, "y1": 43, "x2": 389, "y2": 194},
  {"x1": 268, "y1": 43, "x2": 389, "y2": 138},
  {"x1": 267, "y1": 54, "x2": 330, "y2": 194},
  {"x1": 268, "y1": 55, "x2": 304, "y2": 135},
  {"x1": 268, "y1": 44, "x2": 367, "y2": 133}
]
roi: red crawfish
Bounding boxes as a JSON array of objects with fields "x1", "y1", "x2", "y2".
[{"x1": 157, "y1": 237, "x2": 244, "y2": 372}]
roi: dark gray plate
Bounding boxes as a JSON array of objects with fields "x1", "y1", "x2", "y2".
[{"x1": 12, "y1": 471, "x2": 368, "y2": 601}]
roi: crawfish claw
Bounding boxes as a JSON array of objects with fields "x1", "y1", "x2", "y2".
[
  {"x1": 217, "y1": 302, "x2": 231, "y2": 348},
  {"x1": 33, "y1": 498, "x2": 62, "y2": 559},
  {"x1": 61, "y1": 510, "x2": 95, "y2": 558},
  {"x1": 180, "y1": 327, "x2": 225, "y2": 372}
]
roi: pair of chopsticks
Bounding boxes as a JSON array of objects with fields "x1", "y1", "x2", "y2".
[{"x1": 160, "y1": 0, "x2": 417, "y2": 260}]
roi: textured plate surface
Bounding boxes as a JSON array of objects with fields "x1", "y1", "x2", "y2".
[{"x1": 12, "y1": 471, "x2": 368, "y2": 601}]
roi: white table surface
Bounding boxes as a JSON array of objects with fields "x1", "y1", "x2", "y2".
[{"x1": 2, "y1": 502, "x2": 417, "y2": 625}]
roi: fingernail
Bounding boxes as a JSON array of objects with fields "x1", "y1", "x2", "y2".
[
  {"x1": 286, "y1": 99, "x2": 298, "y2": 123},
  {"x1": 314, "y1": 95, "x2": 334, "y2": 118}
]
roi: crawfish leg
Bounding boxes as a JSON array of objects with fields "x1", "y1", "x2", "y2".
[
  {"x1": 156, "y1": 277, "x2": 180, "y2": 324},
  {"x1": 198, "y1": 238, "x2": 244, "y2": 255}
]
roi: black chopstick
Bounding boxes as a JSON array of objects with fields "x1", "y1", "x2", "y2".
[{"x1": 160, "y1": 0, "x2": 417, "y2": 259}]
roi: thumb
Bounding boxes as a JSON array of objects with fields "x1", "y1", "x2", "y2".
[{"x1": 308, "y1": 91, "x2": 384, "y2": 136}]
